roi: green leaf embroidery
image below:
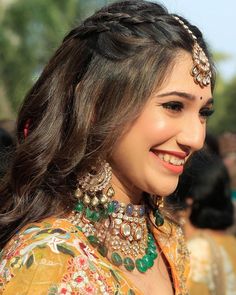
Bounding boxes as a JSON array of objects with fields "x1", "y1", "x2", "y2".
[
  {"x1": 110, "y1": 269, "x2": 121, "y2": 284},
  {"x1": 57, "y1": 244, "x2": 75, "y2": 257},
  {"x1": 26, "y1": 254, "x2": 34, "y2": 269}
]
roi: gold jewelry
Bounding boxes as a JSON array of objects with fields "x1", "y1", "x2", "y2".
[
  {"x1": 173, "y1": 15, "x2": 212, "y2": 88},
  {"x1": 70, "y1": 200, "x2": 158, "y2": 273},
  {"x1": 152, "y1": 195, "x2": 164, "y2": 227},
  {"x1": 75, "y1": 160, "x2": 114, "y2": 208}
]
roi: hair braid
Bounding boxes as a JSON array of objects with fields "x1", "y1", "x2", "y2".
[{"x1": 64, "y1": 11, "x2": 165, "y2": 40}]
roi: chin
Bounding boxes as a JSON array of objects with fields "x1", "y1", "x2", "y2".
[{"x1": 151, "y1": 182, "x2": 178, "y2": 197}]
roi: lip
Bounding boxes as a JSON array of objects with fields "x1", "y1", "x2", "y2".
[{"x1": 150, "y1": 149, "x2": 187, "y2": 174}]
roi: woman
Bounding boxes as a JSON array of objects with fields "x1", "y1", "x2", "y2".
[
  {"x1": 173, "y1": 152, "x2": 236, "y2": 295},
  {"x1": 0, "y1": 1, "x2": 215, "y2": 294}
]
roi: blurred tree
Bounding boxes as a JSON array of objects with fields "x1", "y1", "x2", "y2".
[
  {"x1": 208, "y1": 52, "x2": 236, "y2": 134},
  {"x1": 0, "y1": 0, "x2": 114, "y2": 118}
]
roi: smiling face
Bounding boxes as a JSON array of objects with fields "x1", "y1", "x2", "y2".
[{"x1": 110, "y1": 51, "x2": 213, "y2": 203}]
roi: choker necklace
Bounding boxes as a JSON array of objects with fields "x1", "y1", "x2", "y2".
[{"x1": 70, "y1": 200, "x2": 158, "y2": 273}]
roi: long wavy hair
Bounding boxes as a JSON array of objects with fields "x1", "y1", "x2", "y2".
[{"x1": 0, "y1": 0, "x2": 215, "y2": 248}]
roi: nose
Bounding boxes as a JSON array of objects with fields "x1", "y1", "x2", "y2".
[{"x1": 177, "y1": 116, "x2": 206, "y2": 152}]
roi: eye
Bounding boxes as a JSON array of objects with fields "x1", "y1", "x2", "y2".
[
  {"x1": 199, "y1": 108, "x2": 215, "y2": 120},
  {"x1": 162, "y1": 101, "x2": 183, "y2": 112}
]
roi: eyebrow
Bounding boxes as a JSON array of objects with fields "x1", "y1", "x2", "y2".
[{"x1": 157, "y1": 91, "x2": 214, "y2": 105}]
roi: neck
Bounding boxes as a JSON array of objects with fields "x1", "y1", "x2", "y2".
[{"x1": 111, "y1": 173, "x2": 143, "y2": 205}]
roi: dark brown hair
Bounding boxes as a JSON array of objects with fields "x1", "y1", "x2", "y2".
[{"x1": 0, "y1": 0, "x2": 215, "y2": 248}]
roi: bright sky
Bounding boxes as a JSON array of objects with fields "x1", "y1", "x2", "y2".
[{"x1": 154, "y1": 0, "x2": 236, "y2": 80}]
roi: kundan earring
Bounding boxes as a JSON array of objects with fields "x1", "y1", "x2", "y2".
[{"x1": 74, "y1": 160, "x2": 115, "y2": 221}]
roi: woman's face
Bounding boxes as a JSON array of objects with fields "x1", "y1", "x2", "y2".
[{"x1": 110, "y1": 51, "x2": 213, "y2": 201}]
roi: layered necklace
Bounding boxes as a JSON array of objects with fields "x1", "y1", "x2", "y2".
[
  {"x1": 70, "y1": 161, "x2": 163, "y2": 273},
  {"x1": 70, "y1": 199, "x2": 158, "y2": 273}
]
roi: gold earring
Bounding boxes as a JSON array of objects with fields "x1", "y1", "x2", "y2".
[
  {"x1": 153, "y1": 195, "x2": 164, "y2": 227},
  {"x1": 75, "y1": 160, "x2": 115, "y2": 209}
]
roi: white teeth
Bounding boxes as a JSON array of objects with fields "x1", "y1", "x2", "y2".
[
  {"x1": 163, "y1": 154, "x2": 170, "y2": 162},
  {"x1": 157, "y1": 153, "x2": 185, "y2": 166}
]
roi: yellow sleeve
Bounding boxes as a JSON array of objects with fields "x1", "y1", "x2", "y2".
[
  {"x1": 187, "y1": 279, "x2": 211, "y2": 295},
  {"x1": 2, "y1": 245, "x2": 72, "y2": 294}
]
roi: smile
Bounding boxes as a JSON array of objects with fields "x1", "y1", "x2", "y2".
[
  {"x1": 151, "y1": 150, "x2": 187, "y2": 174},
  {"x1": 157, "y1": 153, "x2": 185, "y2": 166}
]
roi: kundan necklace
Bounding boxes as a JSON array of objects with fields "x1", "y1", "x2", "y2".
[{"x1": 70, "y1": 199, "x2": 158, "y2": 273}]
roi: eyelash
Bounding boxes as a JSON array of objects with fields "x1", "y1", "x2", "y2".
[{"x1": 161, "y1": 101, "x2": 215, "y2": 119}]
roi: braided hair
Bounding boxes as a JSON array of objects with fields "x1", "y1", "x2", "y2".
[{"x1": 0, "y1": 0, "x2": 215, "y2": 248}]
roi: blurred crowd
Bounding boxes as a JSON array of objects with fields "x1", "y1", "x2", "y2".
[{"x1": 0, "y1": 121, "x2": 236, "y2": 295}]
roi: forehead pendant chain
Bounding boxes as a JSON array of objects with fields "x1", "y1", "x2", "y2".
[{"x1": 173, "y1": 15, "x2": 212, "y2": 88}]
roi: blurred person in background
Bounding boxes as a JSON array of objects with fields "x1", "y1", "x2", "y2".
[
  {"x1": 219, "y1": 132, "x2": 236, "y2": 235},
  {"x1": 173, "y1": 152, "x2": 236, "y2": 295},
  {"x1": 204, "y1": 132, "x2": 220, "y2": 156},
  {"x1": 0, "y1": 0, "x2": 215, "y2": 294},
  {"x1": 219, "y1": 132, "x2": 236, "y2": 200}
]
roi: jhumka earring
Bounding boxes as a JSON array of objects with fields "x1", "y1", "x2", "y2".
[{"x1": 173, "y1": 15, "x2": 212, "y2": 88}]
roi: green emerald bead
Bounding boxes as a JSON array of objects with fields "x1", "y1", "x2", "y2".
[
  {"x1": 87, "y1": 235, "x2": 99, "y2": 247},
  {"x1": 148, "y1": 233, "x2": 154, "y2": 241},
  {"x1": 107, "y1": 202, "x2": 115, "y2": 214},
  {"x1": 148, "y1": 243, "x2": 157, "y2": 250},
  {"x1": 76, "y1": 226, "x2": 83, "y2": 232},
  {"x1": 142, "y1": 255, "x2": 154, "y2": 268},
  {"x1": 74, "y1": 202, "x2": 84, "y2": 212},
  {"x1": 85, "y1": 208, "x2": 93, "y2": 219},
  {"x1": 97, "y1": 244, "x2": 108, "y2": 257},
  {"x1": 111, "y1": 252, "x2": 123, "y2": 266},
  {"x1": 101, "y1": 209, "x2": 109, "y2": 219},
  {"x1": 149, "y1": 251, "x2": 158, "y2": 260},
  {"x1": 146, "y1": 247, "x2": 156, "y2": 255},
  {"x1": 154, "y1": 210, "x2": 164, "y2": 226},
  {"x1": 92, "y1": 211, "x2": 101, "y2": 222},
  {"x1": 123, "y1": 257, "x2": 135, "y2": 271},
  {"x1": 135, "y1": 258, "x2": 148, "y2": 273}
]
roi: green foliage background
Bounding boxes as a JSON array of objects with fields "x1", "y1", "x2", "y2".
[{"x1": 0, "y1": 0, "x2": 235, "y2": 135}]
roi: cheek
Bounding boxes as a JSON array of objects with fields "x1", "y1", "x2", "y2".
[{"x1": 142, "y1": 115, "x2": 178, "y2": 146}]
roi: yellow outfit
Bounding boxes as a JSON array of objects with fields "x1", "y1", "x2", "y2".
[
  {"x1": 187, "y1": 232, "x2": 236, "y2": 295},
  {"x1": 0, "y1": 216, "x2": 189, "y2": 295}
]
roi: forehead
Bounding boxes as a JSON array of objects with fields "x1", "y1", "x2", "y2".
[{"x1": 157, "y1": 51, "x2": 212, "y2": 99}]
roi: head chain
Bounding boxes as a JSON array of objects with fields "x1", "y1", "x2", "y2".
[{"x1": 173, "y1": 15, "x2": 212, "y2": 88}]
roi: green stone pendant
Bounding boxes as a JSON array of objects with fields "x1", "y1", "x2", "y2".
[
  {"x1": 111, "y1": 252, "x2": 123, "y2": 266},
  {"x1": 124, "y1": 257, "x2": 135, "y2": 271},
  {"x1": 154, "y1": 210, "x2": 164, "y2": 227},
  {"x1": 97, "y1": 244, "x2": 108, "y2": 257},
  {"x1": 135, "y1": 258, "x2": 148, "y2": 273}
]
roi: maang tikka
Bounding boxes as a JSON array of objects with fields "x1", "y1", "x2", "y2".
[{"x1": 173, "y1": 15, "x2": 212, "y2": 88}]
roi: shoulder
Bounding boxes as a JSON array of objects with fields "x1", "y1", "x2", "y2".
[{"x1": 0, "y1": 216, "x2": 103, "y2": 294}]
